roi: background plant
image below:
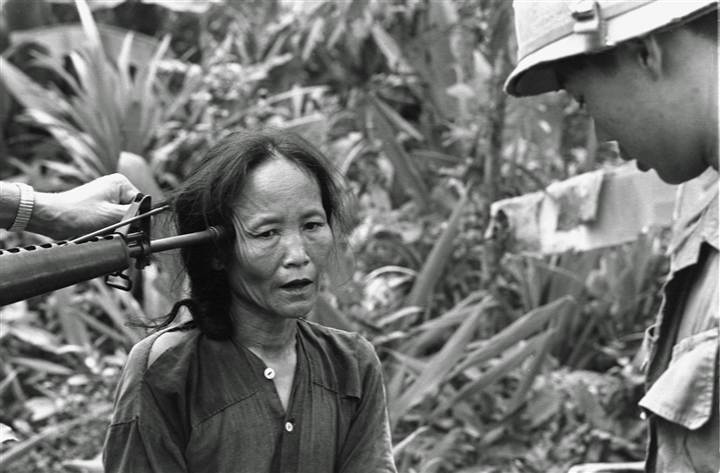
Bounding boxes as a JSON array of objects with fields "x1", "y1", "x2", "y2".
[{"x1": 0, "y1": 1, "x2": 664, "y2": 472}]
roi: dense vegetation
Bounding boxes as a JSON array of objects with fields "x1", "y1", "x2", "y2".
[{"x1": 0, "y1": 1, "x2": 667, "y2": 472}]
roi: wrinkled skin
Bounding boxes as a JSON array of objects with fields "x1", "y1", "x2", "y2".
[{"x1": 227, "y1": 156, "x2": 334, "y2": 319}]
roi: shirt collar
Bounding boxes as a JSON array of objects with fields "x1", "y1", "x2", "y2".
[
  {"x1": 670, "y1": 187, "x2": 719, "y2": 274},
  {"x1": 297, "y1": 320, "x2": 362, "y2": 398}
]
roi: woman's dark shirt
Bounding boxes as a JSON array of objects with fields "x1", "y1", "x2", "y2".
[{"x1": 103, "y1": 319, "x2": 397, "y2": 473}]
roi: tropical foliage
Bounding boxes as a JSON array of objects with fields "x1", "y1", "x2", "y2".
[{"x1": 0, "y1": 1, "x2": 663, "y2": 472}]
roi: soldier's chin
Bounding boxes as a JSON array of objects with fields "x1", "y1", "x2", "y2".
[
  {"x1": 635, "y1": 160, "x2": 650, "y2": 172},
  {"x1": 616, "y1": 143, "x2": 633, "y2": 163}
]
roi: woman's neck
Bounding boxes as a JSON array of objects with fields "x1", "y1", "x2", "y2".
[{"x1": 229, "y1": 295, "x2": 297, "y2": 359}]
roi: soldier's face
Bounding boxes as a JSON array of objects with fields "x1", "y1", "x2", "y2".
[{"x1": 557, "y1": 50, "x2": 709, "y2": 184}]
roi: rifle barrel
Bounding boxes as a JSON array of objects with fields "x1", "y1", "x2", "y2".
[{"x1": 141, "y1": 226, "x2": 226, "y2": 256}]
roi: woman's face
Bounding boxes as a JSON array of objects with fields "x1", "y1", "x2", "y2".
[{"x1": 227, "y1": 156, "x2": 334, "y2": 319}]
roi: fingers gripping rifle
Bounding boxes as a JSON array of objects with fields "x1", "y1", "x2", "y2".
[{"x1": 0, "y1": 194, "x2": 226, "y2": 307}]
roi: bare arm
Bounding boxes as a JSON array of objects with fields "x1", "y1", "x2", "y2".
[{"x1": 1, "y1": 174, "x2": 139, "y2": 239}]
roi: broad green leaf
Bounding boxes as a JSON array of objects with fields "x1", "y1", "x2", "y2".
[
  {"x1": 6, "y1": 326, "x2": 60, "y2": 352},
  {"x1": 0, "y1": 57, "x2": 68, "y2": 116},
  {"x1": 505, "y1": 322, "x2": 561, "y2": 415},
  {"x1": 116, "y1": 32, "x2": 135, "y2": 93},
  {"x1": 418, "y1": 427, "x2": 463, "y2": 472},
  {"x1": 10, "y1": 357, "x2": 73, "y2": 376},
  {"x1": 431, "y1": 331, "x2": 549, "y2": 417},
  {"x1": 62, "y1": 456, "x2": 103, "y2": 473},
  {"x1": 46, "y1": 0, "x2": 124, "y2": 10},
  {"x1": 0, "y1": 423, "x2": 17, "y2": 444},
  {"x1": 118, "y1": 151, "x2": 163, "y2": 198},
  {"x1": 384, "y1": 349, "x2": 426, "y2": 376},
  {"x1": 454, "y1": 296, "x2": 575, "y2": 376},
  {"x1": 142, "y1": 35, "x2": 171, "y2": 102},
  {"x1": 336, "y1": 136, "x2": 366, "y2": 176},
  {"x1": 28, "y1": 54, "x2": 83, "y2": 96},
  {"x1": 89, "y1": 279, "x2": 145, "y2": 343},
  {"x1": 376, "y1": 306, "x2": 423, "y2": 329},
  {"x1": 10, "y1": 23, "x2": 163, "y2": 68},
  {"x1": 39, "y1": 161, "x2": 87, "y2": 181},
  {"x1": 52, "y1": 287, "x2": 91, "y2": 349},
  {"x1": 392, "y1": 425, "x2": 429, "y2": 457},
  {"x1": 23, "y1": 109, "x2": 102, "y2": 178},
  {"x1": 0, "y1": 301, "x2": 30, "y2": 325},
  {"x1": 24, "y1": 397, "x2": 61, "y2": 422},
  {"x1": 142, "y1": 0, "x2": 221, "y2": 13},
  {"x1": 405, "y1": 290, "x2": 488, "y2": 355},
  {"x1": 302, "y1": 17, "x2": 325, "y2": 62},
  {"x1": 388, "y1": 295, "x2": 494, "y2": 427},
  {"x1": 368, "y1": 94, "x2": 430, "y2": 210},
  {"x1": 3, "y1": 0, "x2": 171, "y2": 177},
  {"x1": 0, "y1": 370, "x2": 20, "y2": 399},
  {"x1": 65, "y1": 306, "x2": 129, "y2": 344},
  {"x1": 567, "y1": 462, "x2": 645, "y2": 473},
  {"x1": 0, "y1": 403, "x2": 112, "y2": 468},
  {"x1": 371, "y1": 95, "x2": 424, "y2": 142},
  {"x1": 75, "y1": 0, "x2": 102, "y2": 50},
  {"x1": 370, "y1": 23, "x2": 412, "y2": 74},
  {"x1": 407, "y1": 189, "x2": 469, "y2": 308}
]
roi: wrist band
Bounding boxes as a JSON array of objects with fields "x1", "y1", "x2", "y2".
[{"x1": 9, "y1": 183, "x2": 35, "y2": 232}]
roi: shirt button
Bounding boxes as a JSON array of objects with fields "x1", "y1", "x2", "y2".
[
  {"x1": 264, "y1": 367, "x2": 275, "y2": 380},
  {"x1": 285, "y1": 421, "x2": 294, "y2": 432}
]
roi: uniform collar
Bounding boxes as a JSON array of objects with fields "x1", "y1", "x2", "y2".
[{"x1": 670, "y1": 186, "x2": 719, "y2": 274}]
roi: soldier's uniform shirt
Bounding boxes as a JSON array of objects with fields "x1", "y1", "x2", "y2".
[
  {"x1": 103, "y1": 319, "x2": 397, "y2": 473},
  {"x1": 639, "y1": 187, "x2": 719, "y2": 473}
]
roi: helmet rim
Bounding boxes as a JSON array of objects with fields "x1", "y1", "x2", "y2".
[{"x1": 505, "y1": 0, "x2": 718, "y2": 97}]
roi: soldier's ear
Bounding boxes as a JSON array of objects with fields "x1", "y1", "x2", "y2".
[{"x1": 628, "y1": 35, "x2": 664, "y2": 81}]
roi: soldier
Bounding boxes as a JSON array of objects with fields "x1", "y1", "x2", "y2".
[{"x1": 505, "y1": 1, "x2": 718, "y2": 472}]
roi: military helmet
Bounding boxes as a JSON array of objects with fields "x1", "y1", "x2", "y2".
[{"x1": 505, "y1": 0, "x2": 718, "y2": 97}]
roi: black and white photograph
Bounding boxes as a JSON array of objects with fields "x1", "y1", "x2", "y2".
[{"x1": 0, "y1": 1, "x2": 717, "y2": 472}]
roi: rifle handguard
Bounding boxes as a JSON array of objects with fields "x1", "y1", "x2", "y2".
[{"x1": 0, "y1": 235, "x2": 130, "y2": 306}]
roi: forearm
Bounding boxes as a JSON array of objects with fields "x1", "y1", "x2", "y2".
[
  {"x1": 1, "y1": 182, "x2": 69, "y2": 237},
  {"x1": 25, "y1": 191, "x2": 73, "y2": 238},
  {"x1": 1, "y1": 174, "x2": 139, "y2": 239},
  {"x1": 0, "y1": 181, "x2": 21, "y2": 229}
]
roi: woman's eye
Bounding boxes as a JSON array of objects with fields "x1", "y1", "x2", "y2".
[
  {"x1": 254, "y1": 229, "x2": 278, "y2": 239},
  {"x1": 304, "y1": 221, "x2": 325, "y2": 231}
]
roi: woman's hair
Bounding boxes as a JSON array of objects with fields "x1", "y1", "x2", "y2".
[{"x1": 157, "y1": 128, "x2": 350, "y2": 339}]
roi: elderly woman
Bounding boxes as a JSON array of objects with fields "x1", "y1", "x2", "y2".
[{"x1": 103, "y1": 130, "x2": 397, "y2": 473}]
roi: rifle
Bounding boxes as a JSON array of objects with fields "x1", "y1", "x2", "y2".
[{"x1": 0, "y1": 194, "x2": 226, "y2": 306}]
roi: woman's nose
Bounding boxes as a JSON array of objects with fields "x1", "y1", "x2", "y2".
[{"x1": 282, "y1": 234, "x2": 310, "y2": 267}]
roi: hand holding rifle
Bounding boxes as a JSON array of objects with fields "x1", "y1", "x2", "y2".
[{"x1": 0, "y1": 173, "x2": 139, "y2": 240}]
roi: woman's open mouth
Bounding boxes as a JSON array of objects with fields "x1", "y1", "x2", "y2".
[{"x1": 280, "y1": 279, "x2": 314, "y2": 294}]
